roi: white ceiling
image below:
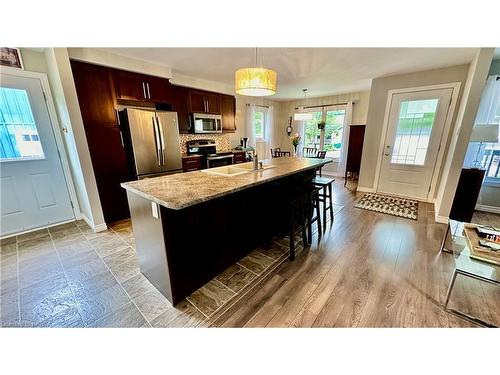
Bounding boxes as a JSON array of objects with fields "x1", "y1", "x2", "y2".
[{"x1": 99, "y1": 48, "x2": 478, "y2": 100}]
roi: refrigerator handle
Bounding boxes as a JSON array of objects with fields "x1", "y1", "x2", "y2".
[
  {"x1": 156, "y1": 116, "x2": 166, "y2": 166},
  {"x1": 152, "y1": 116, "x2": 161, "y2": 167}
]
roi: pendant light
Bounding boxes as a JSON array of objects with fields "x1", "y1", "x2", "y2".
[
  {"x1": 294, "y1": 89, "x2": 313, "y2": 121},
  {"x1": 235, "y1": 48, "x2": 277, "y2": 97}
]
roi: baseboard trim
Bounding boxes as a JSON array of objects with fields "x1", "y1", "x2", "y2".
[
  {"x1": 434, "y1": 213, "x2": 449, "y2": 224},
  {"x1": 80, "y1": 213, "x2": 108, "y2": 233},
  {"x1": 356, "y1": 186, "x2": 376, "y2": 193},
  {"x1": 475, "y1": 204, "x2": 500, "y2": 214}
]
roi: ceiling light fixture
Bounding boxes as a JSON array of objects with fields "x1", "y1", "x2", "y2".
[
  {"x1": 235, "y1": 48, "x2": 277, "y2": 97},
  {"x1": 294, "y1": 89, "x2": 313, "y2": 121}
]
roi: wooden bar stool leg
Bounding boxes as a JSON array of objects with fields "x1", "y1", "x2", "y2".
[
  {"x1": 315, "y1": 192, "x2": 322, "y2": 238},
  {"x1": 300, "y1": 198, "x2": 308, "y2": 248},
  {"x1": 289, "y1": 204, "x2": 295, "y2": 261},
  {"x1": 307, "y1": 194, "x2": 313, "y2": 245},
  {"x1": 322, "y1": 187, "x2": 327, "y2": 231},
  {"x1": 328, "y1": 183, "x2": 334, "y2": 222}
]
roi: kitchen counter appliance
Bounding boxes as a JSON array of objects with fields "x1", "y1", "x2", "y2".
[
  {"x1": 186, "y1": 139, "x2": 233, "y2": 168},
  {"x1": 193, "y1": 113, "x2": 222, "y2": 133},
  {"x1": 120, "y1": 108, "x2": 182, "y2": 179}
]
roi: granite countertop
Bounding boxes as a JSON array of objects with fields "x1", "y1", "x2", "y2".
[{"x1": 121, "y1": 157, "x2": 332, "y2": 210}]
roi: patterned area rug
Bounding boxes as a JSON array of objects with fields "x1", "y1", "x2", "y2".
[{"x1": 354, "y1": 193, "x2": 418, "y2": 220}]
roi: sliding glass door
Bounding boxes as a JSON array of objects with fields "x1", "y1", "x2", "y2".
[{"x1": 301, "y1": 107, "x2": 346, "y2": 158}]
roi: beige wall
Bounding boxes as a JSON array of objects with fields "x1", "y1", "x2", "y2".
[{"x1": 358, "y1": 64, "x2": 470, "y2": 191}]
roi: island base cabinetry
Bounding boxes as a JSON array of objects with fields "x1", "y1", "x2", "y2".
[{"x1": 126, "y1": 169, "x2": 315, "y2": 305}]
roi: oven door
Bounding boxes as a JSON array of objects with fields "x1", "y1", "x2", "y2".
[
  {"x1": 193, "y1": 113, "x2": 223, "y2": 133},
  {"x1": 206, "y1": 155, "x2": 234, "y2": 168}
]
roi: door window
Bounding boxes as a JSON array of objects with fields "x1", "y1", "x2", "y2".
[
  {"x1": 0, "y1": 87, "x2": 45, "y2": 161},
  {"x1": 390, "y1": 98, "x2": 438, "y2": 165}
]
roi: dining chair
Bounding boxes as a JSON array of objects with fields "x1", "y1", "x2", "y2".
[
  {"x1": 303, "y1": 147, "x2": 317, "y2": 157},
  {"x1": 271, "y1": 148, "x2": 281, "y2": 158}
]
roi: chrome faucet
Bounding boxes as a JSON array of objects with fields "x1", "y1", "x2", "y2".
[{"x1": 253, "y1": 151, "x2": 259, "y2": 170}]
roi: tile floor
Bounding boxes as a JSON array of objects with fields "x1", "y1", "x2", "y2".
[{"x1": 1, "y1": 212, "x2": 316, "y2": 327}]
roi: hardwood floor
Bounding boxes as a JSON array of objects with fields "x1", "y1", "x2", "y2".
[
  {"x1": 2, "y1": 179, "x2": 498, "y2": 328},
  {"x1": 212, "y1": 180, "x2": 500, "y2": 327}
]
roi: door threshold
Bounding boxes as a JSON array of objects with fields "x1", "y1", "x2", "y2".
[{"x1": 0, "y1": 218, "x2": 77, "y2": 240}]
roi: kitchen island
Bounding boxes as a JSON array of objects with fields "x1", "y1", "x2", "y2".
[{"x1": 121, "y1": 157, "x2": 332, "y2": 305}]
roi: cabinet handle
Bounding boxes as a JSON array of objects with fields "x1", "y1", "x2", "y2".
[
  {"x1": 142, "y1": 82, "x2": 147, "y2": 99},
  {"x1": 119, "y1": 131, "x2": 125, "y2": 148},
  {"x1": 146, "y1": 83, "x2": 151, "y2": 99},
  {"x1": 206, "y1": 99, "x2": 209, "y2": 113}
]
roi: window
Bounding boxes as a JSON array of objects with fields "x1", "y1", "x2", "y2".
[
  {"x1": 253, "y1": 109, "x2": 266, "y2": 139},
  {"x1": 301, "y1": 108, "x2": 346, "y2": 158},
  {"x1": 390, "y1": 99, "x2": 438, "y2": 165},
  {"x1": 0, "y1": 87, "x2": 45, "y2": 161},
  {"x1": 464, "y1": 74, "x2": 500, "y2": 184}
]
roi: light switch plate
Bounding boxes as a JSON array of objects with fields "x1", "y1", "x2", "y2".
[{"x1": 151, "y1": 202, "x2": 159, "y2": 219}]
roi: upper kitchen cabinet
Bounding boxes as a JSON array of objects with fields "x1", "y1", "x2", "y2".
[
  {"x1": 188, "y1": 90, "x2": 220, "y2": 114},
  {"x1": 171, "y1": 85, "x2": 191, "y2": 134},
  {"x1": 220, "y1": 94, "x2": 236, "y2": 133},
  {"x1": 146, "y1": 75, "x2": 172, "y2": 103},
  {"x1": 113, "y1": 70, "x2": 172, "y2": 104}
]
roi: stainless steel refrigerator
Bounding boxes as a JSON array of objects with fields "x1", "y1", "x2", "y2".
[{"x1": 120, "y1": 108, "x2": 182, "y2": 179}]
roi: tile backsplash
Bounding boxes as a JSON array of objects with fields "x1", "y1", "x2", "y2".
[{"x1": 179, "y1": 134, "x2": 232, "y2": 153}]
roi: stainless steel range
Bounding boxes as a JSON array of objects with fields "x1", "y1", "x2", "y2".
[{"x1": 186, "y1": 139, "x2": 233, "y2": 169}]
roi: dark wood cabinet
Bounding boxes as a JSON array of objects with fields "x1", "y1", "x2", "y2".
[
  {"x1": 70, "y1": 60, "x2": 131, "y2": 223},
  {"x1": 220, "y1": 94, "x2": 236, "y2": 133},
  {"x1": 182, "y1": 156, "x2": 203, "y2": 172},
  {"x1": 171, "y1": 85, "x2": 191, "y2": 134},
  {"x1": 233, "y1": 151, "x2": 246, "y2": 164},
  {"x1": 147, "y1": 75, "x2": 172, "y2": 103},
  {"x1": 113, "y1": 70, "x2": 171, "y2": 104},
  {"x1": 345, "y1": 125, "x2": 366, "y2": 186},
  {"x1": 205, "y1": 92, "x2": 220, "y2": 114},
  {"x1": 188, "y1": 90, "x2": 220, "y2": 114},
  {"x1": 113, "y1": 70, "x2": 147, "y2": 101}
]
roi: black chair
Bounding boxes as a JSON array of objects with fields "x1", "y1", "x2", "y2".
[
  {"x1": 286, "y1": 189, "x2": 309, "y2": 260},
  {"x1": 313, "y1": 176, "x2": 335, "y2": 230}
]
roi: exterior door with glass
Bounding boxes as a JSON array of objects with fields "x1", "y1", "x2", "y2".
[
  {"x1": 1, "y1": 71, "x2": 74, "y2": 236},
  {"x1": 377, "y1": 88, "x2": 453, "y2": 201}
]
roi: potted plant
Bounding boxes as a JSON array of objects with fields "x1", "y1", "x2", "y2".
[{"x1": 290, "y1": 133, "x2": 301, "y2": 157}]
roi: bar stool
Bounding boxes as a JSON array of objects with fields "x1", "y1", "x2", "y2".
[
  {"x1": 313, "y1": 176, "x2": 335, "y2": 230},
  {"x1": 286, "y1": 189, "x2": 309, "y2": 261},
  {"x1": 307, "y1": 186, "x2": 322, "y2": 244}
]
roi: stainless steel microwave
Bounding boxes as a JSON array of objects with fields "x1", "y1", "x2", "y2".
[{"x1": 193, "y1": 113, "x2": 222, "y2": 133}]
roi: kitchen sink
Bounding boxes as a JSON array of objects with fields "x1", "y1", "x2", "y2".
[
  {"x1": 201, "y1": 162, "x2": 275, "y2": 177},
  {"x1": 233, "y1": 162, "x2": 274, "y2": 170}
]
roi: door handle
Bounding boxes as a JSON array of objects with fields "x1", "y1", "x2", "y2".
[
  {"x1": 156, "y1": 116, "x2": 166, "y2": 166},
  {"x1": 152, "y1": 116, "x2": 161, "y2": 166},
  {"x1": 146, "y1": 83, "x2": 151, "y2": 99},
  {"x1": 384, "y1": 145, "x2": 391, "y2": 156},
  {"x1": 142, "y1": 82, "x2": 147, "y2": 99}
]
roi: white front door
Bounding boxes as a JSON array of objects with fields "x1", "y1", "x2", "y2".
[
  {"x1": 1, "y1": 71, "x2": 74, "y2": 236},
  {"x1": 377, "y1": 88, "x2": 453, "y2": 201}
]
